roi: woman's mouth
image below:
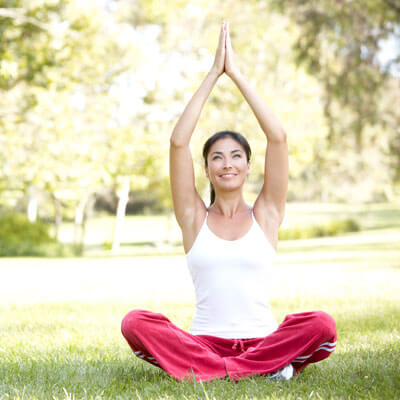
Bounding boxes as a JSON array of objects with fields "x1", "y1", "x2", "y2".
[{"x1": 219, "y1": 173, "x2": 236, "y2": 178}]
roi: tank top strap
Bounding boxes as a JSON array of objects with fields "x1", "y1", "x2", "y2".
[{"x1": 249, "y1": 208, "x2": 260, "y2": 236}]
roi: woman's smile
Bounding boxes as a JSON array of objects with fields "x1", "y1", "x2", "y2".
[{"x1": 219, "y1": 172, "x2": 237, "y2": 178}]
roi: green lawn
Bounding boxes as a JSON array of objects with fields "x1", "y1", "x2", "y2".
[
  {"x1": 1, "y1": 202, "x2": 400, "y2": 399},
  {"x1": 1, "y1": 296, "x2": 399, "y2": 400}
]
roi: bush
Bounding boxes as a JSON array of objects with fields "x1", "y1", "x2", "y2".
[
  {"x1": 279, "y1": 218, "x2": 360, "y2": 240},
  {"x1": 0, "y1": 213, "x2": 79, "y2": 257}
]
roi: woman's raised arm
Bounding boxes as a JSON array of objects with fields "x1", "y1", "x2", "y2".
[
  {"x1": 170, "y1": 23, "x2": 226, "y2": 236},
  {"x1": 224, "y1": 23, "x2": 288, "y2": 240}
]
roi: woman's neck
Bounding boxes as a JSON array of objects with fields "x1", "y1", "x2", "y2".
[{"x1": 209, "y1": 194, "x2": 249, "y2": 218}]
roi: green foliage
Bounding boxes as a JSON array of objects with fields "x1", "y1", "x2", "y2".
[
  {"x1": 0, "y1": 212, "x2": 81, "y2": 256},
  {"x1": 103, "y1": 240, "x2": 112, "y2": 251},
  {"x1": 270, "y1": 0, "x2": 400, "y2": 200},
  {"x1": 271, "y1": 0, "x2": 400, "y2": 142},
  {"x1": 1, "y1": 0, "x2": 399, "y2": 223},
  {"x1": 279, "y1": 218, "x2": 360, "y2": 240},
  {"x1": 0, "y1": 0, "x2": 66, "y2": 90},
  {"x1": 0, "y1": 212, "x2": 54, "y2": 243}
]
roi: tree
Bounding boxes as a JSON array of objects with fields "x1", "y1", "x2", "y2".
[{"x1": 271, "y1": 0, "x2": 400, "y2": 199}]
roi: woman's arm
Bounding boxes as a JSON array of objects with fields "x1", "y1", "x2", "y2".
[
  {"x1": 170, "y1": 23, "x2": 226, "y2": 235},
  {"x1": 225, "y1": 24, "x2": 288, "y2": 231}
]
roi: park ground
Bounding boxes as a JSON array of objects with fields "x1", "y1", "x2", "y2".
[{"x1": 0, "y1": 202, "x2": 399, "y2": 399}]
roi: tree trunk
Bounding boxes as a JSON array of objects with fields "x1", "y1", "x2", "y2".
[
  {"x1": 74, "y1": 195, "x2": 89, "y2": 247},
  {"x1": 112, "y1": 177, "x2": 130, "y2": 253},
  {"x1": 51, "y1": 194, "x2": 62, "y2": 241},
  {"x1": 27, "y1": 184, "x2": 38, "y2": 223},
  {"x1": 81, "y1": 194, "x2": 95, "y2": 248}
]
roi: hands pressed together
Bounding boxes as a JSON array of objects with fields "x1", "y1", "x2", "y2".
[{"x1": 211, "y1": 21, "x2": 238, "y2": 78}]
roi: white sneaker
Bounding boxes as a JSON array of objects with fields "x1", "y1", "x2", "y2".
[{"x1": 268, "y1": 363, "x2": 294, "y2": 381}]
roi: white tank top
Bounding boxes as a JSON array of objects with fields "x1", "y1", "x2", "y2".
[{"x1": 186, "y1": 210, "x2": 278, "y2": 339}]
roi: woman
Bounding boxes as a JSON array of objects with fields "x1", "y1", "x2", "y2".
[{"x1": 121, "y1": 22, "x2": 337, "y2": 382}]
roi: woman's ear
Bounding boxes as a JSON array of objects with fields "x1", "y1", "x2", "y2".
[
  {"x1": 205, "y1": 166, "x2": 209, "y2": 178},
  {"x1": 246, "y1": 162, "x2": 251, "y2": 176}
]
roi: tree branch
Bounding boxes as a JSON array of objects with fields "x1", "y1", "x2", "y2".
[{"x1": 0, "y1": 8, "x2": 49, "y2": 30}]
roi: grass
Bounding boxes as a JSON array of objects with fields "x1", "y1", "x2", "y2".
[
  {"x1": 1, "y1": 297, "x2": 399, "y2": 399},
  {"x1": 1, "y1": 201, "x2": 400, "y2": 399}
]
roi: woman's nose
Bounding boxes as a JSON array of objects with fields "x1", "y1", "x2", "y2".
[{"x1": 223, "y1": 159, "x2": 232, "y2": 168}]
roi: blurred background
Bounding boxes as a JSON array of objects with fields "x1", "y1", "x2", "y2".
[{"x1": 0, "y1": 0, "x2": 399, "y2": 257}]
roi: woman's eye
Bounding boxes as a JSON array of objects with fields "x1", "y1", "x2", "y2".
[
  {"x1": 212, "y1": 156, "x2": 221, "y2": 160},
  {"x1": 233, "y1": 154, "x2": 241, "y2": 158}
]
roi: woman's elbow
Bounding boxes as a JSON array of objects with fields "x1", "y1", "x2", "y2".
[
  {"x1": 277, "y1": 129, "x2": 287, "y2": 143},
  {"x1": 170, "y1": 132, "x2": 189, "y2": 148},
  {"x1": 267, "y1": 128, "x2": 287, "y2": 143},
  {"x1": 170, "y1": 136, "x2": 183, "y2": 148}
]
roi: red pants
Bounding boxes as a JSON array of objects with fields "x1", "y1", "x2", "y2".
[{"x1": 121, "y1": 309, "x2": 337, "y2": 382}]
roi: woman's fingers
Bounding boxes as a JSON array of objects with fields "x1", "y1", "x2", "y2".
[
  {"x1": 219, "y1": 22, "x2": 226, "y2": 46},
  {"x1": 211, "y1": 22, "x2": 226, "y2": 76},
  {"x1": 226, "y1": 22, "x2": 232, "y2": 51},
  {"x1": 217, "y1": 22, "x2": 226, "y2": 58},
  {"x1": 226, "y1": 22, "x2": 234, "y2": 58},
  {"x1": 225, "y1": 22, "x2": 237, "y2": 77}
]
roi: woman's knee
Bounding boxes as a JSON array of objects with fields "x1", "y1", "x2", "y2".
[
  {"x1": 312, "y1": 311, "x2": 337, "y2": 340},
  {"x1": 121, "y1": 309, "x2": 148, "y2": 338}
]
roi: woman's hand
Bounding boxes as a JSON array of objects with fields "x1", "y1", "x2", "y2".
[
  {"x1": 210, "y1": 22, "x2": 227, "y2": 77},
  {"x1": 224, "y1": 22, "x2": 239, "y2": 78}
]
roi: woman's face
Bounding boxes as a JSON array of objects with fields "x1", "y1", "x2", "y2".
[{"x1": 205, "y1": 137, "x2": 250, "y2": 192}]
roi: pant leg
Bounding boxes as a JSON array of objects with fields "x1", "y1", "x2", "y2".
[
  {"x1": 224, "y1": 311, "x2": 337, "y2": 380},
  {"x1": 121, "y1": 309, "x2": 227, "y2": 382}
]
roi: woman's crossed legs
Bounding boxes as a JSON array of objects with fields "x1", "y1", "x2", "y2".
[{"x1": 121, "y1": 309, "x2": 337, "y2": 382}]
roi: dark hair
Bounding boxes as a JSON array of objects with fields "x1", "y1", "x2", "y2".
[{"x1": 202, "y1": 130, "x2": 251, "y2": 206}]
